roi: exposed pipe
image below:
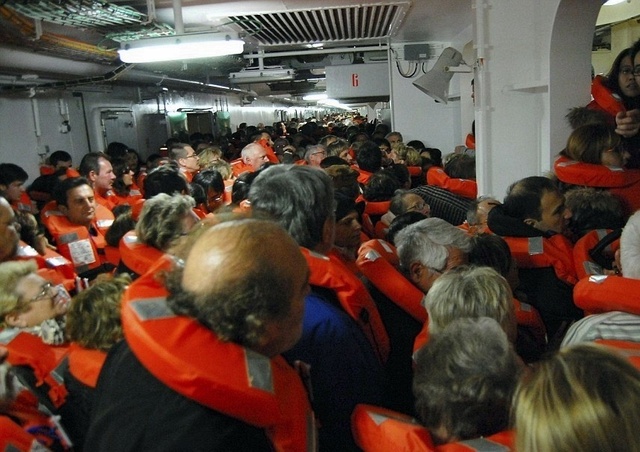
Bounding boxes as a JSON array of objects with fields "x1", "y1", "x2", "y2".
[
  {"x1": 243, "y1": 45, "x2": 390, "y2": 60},
  {"x1": 172, "y1": 0, "x2": 184, "y2": 34}
]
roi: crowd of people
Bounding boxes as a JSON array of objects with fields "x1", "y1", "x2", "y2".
[{"x1": 2, "y1": 42, "x2": 640, "y2": 451}]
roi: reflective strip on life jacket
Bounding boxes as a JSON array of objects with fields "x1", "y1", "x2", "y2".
[
  {"x1": 351, "y1": 404, "x2": 435, "y2": 452},
  {"x1": 122, "y1": 258, "x2": 316, "y2": 451},
  {"x1": 574, "y1": 274, "x2": 640, "y2": 316},
  {"x1": 503, "y1": 234, "x2": 578, "y2": 286}
]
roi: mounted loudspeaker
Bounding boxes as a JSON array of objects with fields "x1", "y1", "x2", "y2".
[{"x1": 412, "y1": 47, "x2": 464, "y2": 104}]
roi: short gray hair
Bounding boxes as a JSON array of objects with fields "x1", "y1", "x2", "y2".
[
  {"x1": 413, "y1": 316, "x2": 520, "y2": 443},
  {"x1": 423, "y1": 265, "x2": 516, "y2": 340},
  {"x1": 395, "y1": 217, "x2": 472, "y2": 272},
  {"x1": 249, "y1": 165, "x2": 335, "y2": 249}
]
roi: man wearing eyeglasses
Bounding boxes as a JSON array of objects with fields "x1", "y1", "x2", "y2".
[
  {"x1": 169, "y1": 143, "x2": 199, "y2": 183},
  {"x1": 304, "y1": 144, "x2": 327, "y2": 167}
]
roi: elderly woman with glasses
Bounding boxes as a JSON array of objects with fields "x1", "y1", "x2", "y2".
[{"x1": 0, "y1": 260, "x2": 70, "y2": 345}]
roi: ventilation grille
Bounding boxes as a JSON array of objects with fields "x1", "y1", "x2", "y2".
[{"x1": 229, "y1": 2, "x2": 410, "y2": 46}]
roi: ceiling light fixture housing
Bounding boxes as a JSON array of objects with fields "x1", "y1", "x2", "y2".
[{"x1": 118, "y1": 32, "x2": 244, "y2": 63}]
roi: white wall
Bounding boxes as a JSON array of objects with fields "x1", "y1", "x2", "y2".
[{"x1": 0, "y1": 87, "x2": 306, "y2": 182}]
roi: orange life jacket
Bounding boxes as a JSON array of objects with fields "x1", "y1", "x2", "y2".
[
  {"x1": 503, "y1": 234, "x2": 578, "y2": 286},
  {"x1": 595, "y1": 339, "x2": 640, "y2": 370},
  {"x1": 11, "y1": 191, "x2": 36, "y2": 214},
  {"x1": 42, "y1": 209, "x2": 108, "y2": 275},
  {"x1": 573, "y1": 229, "x2": 620, "y2": 280},
  {"x1": 589, "y1": 74, "x2": 625, "y2": 119},
  {"x1": 356, "y1": 239, "x2": 427, "y2": 324},
  {"x1": 121, "y1": 258, "x2": 317, "y2": 452},
  {"x1": 554, "y1": 155, "x2": 640, "y2": 216},
  {"x1": 465, "y1": 133, "x2": 476, "y2": 150},
  {"x1": 67, "y1": 343, "x2": 107, "y2": 389},
  {"x1": 1, "y1": 331, "x2": 69, "y2": 408},
  {"x1": 574, "y1": 274, "x2": 640, "y2": 316},
  {"x1": 301, "y1": 247, "x2": 390, "y2": 364},
  {"x1": 362, "y1": 200, "x2": 391, "y2": 239},
  {"x1": 111, "y1": 185, "x2": 143, "y2": 207},
  {"x1": 408, "y1": 166, "x2": 422, "y2": 177},
  {"x1": 15, "y1": 241, "x2": 76, "y2": 291},
  {"x1": 230, "y1": 158, "x2": 254, "y2": 177},
  {"x1": 426, "y1": 167, "x2": 477, "y2": 199},
  {"x1": 351, "y1": 404, "x2": 514, "y2": 452},
  {"x1": 94, "y1": 191, "x2": 117, "y2": 211},
  {"x1": 119, "y1": 230, "x2": 166, "y2": 277}
]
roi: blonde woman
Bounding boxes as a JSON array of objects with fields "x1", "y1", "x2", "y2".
[{"x1": 513, "y1": 343, "x2": 640, "y2": 452}]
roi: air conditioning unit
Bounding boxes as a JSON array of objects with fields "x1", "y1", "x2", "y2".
[{"x1": 229, "y1": 67, "x2": 296, "y2": 84}]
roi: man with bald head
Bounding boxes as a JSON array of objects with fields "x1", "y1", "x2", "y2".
[
  {"x1": 85, "y1": 219, "x2": 316, "y2": 451},
  {"x1": 231, "y1": 142, "x2": 270, "y2": 177}
]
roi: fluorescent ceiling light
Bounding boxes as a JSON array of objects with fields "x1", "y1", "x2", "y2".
[
  {"x1": 229, "y1": 67, "x2": 296, "y2": 84},
  {"x1": 118, "y1": 33, "x2": 244, "y2": 63},
  {"x1": 303, "y1": 93, "x2": 328, "y2": 101},
  {"x1": 604, "y1": 0, "x2": 627, "y2": 5}
]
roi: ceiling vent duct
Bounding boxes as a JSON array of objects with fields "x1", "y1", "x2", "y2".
[{"x1": 228, "y1": 2, "x2": 410, "y2": 46}]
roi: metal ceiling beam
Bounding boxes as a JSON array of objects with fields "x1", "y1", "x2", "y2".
[{"x1": 243, "y1": 44, "x2": 389, "y2": 60}]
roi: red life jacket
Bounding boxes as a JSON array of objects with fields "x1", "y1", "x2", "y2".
[
  {"x1": 301, "y1": 247, "x2": 390, "y2": 364},
  {"x1": 119, "y1": 230, "x2": 166, "y2": 277},
  {"x1": 356, "y1": 167, "x2": 374, "y2": 185},
  {"x1": 67, "y1": 343, "x2": 107, "y2": 388},
  {"x1": 121, "y1": 257, "x2": 317, "y2": 452},
  {"x1": 0, "y1": 390, "x2": 71, "y2": 451},
  {"x1": 1, "y1": 331, "x2": 69, "y2": 408},
  {"x1": 356, "y1": 239, "x2": 427, "y2": 324},
  {"x1": 512, "y1": 298, "x2": 547, "y2": 346},
  {"x1": 589, "y1": 74, "x2": 625, "y2": 119},
  {"x1": 574, "y1": 274, "x2": 640, "y2": 316},
  {"x1": 351, "y1": 404, "x2": 514, "y2": 452},
  {"x1": 42, "y1": 209, "x2": 108, "y2": 275},
  {"x1": 15, "y1": 241, "x2": 76, "y2": 291},
  {"x1": 408, "y1": 166, "x2": 423, "y2": 177},
  {"x1": 554, "y1": 155, "x2": 640, "y2": 216},
  {"x1": 426, "y1": 167, "x2": 477, "y2": 199},
  {"x1": 362, "y1": 200, "x2": 391, "y2": 239},
  {"x1": 503, "y1": 234, "x2": 578, "y2": 286},
  {"x1": 573, "y1": 229, "x2": 619, "y2": 280}
]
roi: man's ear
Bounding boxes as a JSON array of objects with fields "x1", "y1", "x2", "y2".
[
  {"x1": 523, "y1": 218, "x2": 537, "y2": 228},
  {"x1": 320, "y1": 217, "x2": 335, "y2": 251},
  {"x1": 58, "y1": 204, "x2": 68, "y2": 216},
  {"x1": 409, "y1": 261, "x2": 423, "y2": 284},
  {"x1": 5, "y1": 312, "x2": 26, "y2": 328},
  {"x1": 88, "y1": 170, "x2": 97, "y2": 183},
  {"x1": 0, "y1": 184, "x2": 6, "y2": 192}
]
